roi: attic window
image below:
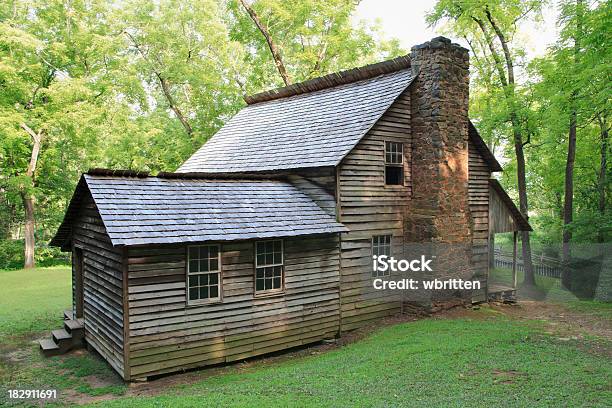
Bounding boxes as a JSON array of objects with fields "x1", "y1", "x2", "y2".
[
  {"x1": 187, "y1": 245, "x2": 221, "y2": 303},
  {"x1": 255, "y1": 240, "x2": 283, "y2": 294},
  {"x1": 385, "y1": 141, "x2": 404, "y2": 185}
]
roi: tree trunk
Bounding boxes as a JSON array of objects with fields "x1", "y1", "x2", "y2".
[
  {"x1": 514, "y1": 131, "x2": 536, "y2": 286},
  {"x1": 484, "y1": 8, "x2": 536, "y2": 285},
  {"x1": 21, "y1": 192, "x2": 35, "y2": 269},
  {"x1": 19, "y1": 123, "x2": 43, "y2": 270},
  {"x1": 561, "y1": 0, "x2": 583, "y2": 288},
  {"x1": 561, "y1": 112, "x2": 577, "y2": 288},
  {"x1": 239, "y1": 0, "x2": 291, "y2": 86},
  {"x1": 597, "y1": 115, "x2": 608, "y2": 243}
]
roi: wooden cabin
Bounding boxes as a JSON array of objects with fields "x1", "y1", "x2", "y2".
[{"x1": 46, "y1": 36, "x2": 531, "y2": 380}]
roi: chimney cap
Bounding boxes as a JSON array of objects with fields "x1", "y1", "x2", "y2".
[{"x1": 411, "y1": 36, "x2": 468, "y2": 53}]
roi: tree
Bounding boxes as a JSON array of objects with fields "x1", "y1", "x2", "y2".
[
  {"x1": 1, "y1": 0, "x2": 135, "y2": 267},
  {"x1": 227, "y1": 0, "x2": 403, "y2": 91},
  {"x1": 428, "y1": 0, "x2": 544, "y2": 285}
]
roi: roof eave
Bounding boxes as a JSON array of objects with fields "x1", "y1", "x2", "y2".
[{"x1": 468, "y1": 121, "x2": 503, "y2": 172}]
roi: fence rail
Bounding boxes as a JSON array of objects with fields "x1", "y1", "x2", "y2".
[{"x1": 493, "y1": 248, "x2": 562, "y2": 279}]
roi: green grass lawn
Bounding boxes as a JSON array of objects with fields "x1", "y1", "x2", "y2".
[
  {"x1": 0, "y1": 266, "x2": 72, "y2": 336},
  {"x1": 92, "y1": 316, "x2": 611, "y2": 408},
  {"x1": 0, "y1": 267, "x2": 610, "y2": 407}
]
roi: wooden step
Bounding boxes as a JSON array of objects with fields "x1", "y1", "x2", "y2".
[
  {"x1": 63, "y1": 309, "x2": 74, "y2": 320},
  {"x1": 52, "y1": 328, "x2": 71, "y2": 344},
  {"x1": 64, "y1": 318, "x2": 84, "y2": 334},
  {"x1": 39, "y1": 338, "x2": 61, "y2": 357}
]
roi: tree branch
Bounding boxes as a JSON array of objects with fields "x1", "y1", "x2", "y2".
[
  {"x1": 472, "y1": 16, "x2": 508, "y2": 88},
  {"x1": 485, "y1": 7, "x2": 515, "y2": 86},
  {"x1": 239, "y1": 0, "x2": 291, "y2": 86},
  {"x1": 124, "y1": 30, "x2": 193, "y2": 136},
  {"x1": 20, "y1": 123, "x2": 43, "y2": 179}
]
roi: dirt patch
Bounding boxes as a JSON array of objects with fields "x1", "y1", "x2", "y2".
[
  {"x1": 488, "y1": 300, "x2": 612, "y2": 339},
  {"x1": 492, "y1": 369, "x2": 526, "y2": 384}
]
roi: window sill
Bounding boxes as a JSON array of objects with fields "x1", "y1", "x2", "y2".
[
  {"x1": 253, "y1": 290, "x2": 285, "y2": 299},
  {"x1": 186, "y1": 298, "x2": 223, "y2": 307}
]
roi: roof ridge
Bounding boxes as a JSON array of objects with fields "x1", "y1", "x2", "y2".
[
  {"x1": 244, "y1": 54, "x2": 411, "y2": 105},
  {"x1": 87, "y1": 168, "x2": 287, "y2": 181}
]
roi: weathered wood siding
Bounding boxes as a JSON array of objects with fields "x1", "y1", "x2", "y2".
[
  {"x1": 468, "y1": 139, "x2": 491, "y2": 301},
  {"x1": 125, "y1": 234, "x2": 340, "y2": 378},
  {"x1": 72, "y1": 195, "x2": 125, "y2": 377},
  {"x1": 337, "y1": 89, "x2": 412, "y2": 330},
  {"x1": 489, "y1": 187, "x2": 517, "y2": 233}
]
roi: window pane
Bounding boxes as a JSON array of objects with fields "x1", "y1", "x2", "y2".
[
  {"x1": 189, "y1": 287, "x2": 198, "y2": 301},
  {"x1": 200, "y1": 246, "x2": 209, "y2": 259},
  {"x1": 265, "y1": 241, "x2": 273, "y2": 252},
  {"x1": 256, "y1": 279, "x2": 264, "y2": 291},
  {"x1": 209, "y1": 246, "x2": 218, "y2": 258},
  {"x1": 273, "y1": 241, "x2": 281, "y2": 252},
  {"x1": 189, "y1": 275, "x2": 198, "y2": 288},
  {"x1": 273, "y1": 277, "x2": 281, "y2": 289},
  {"x1": 189, "y1": 247, "x2": 199, "y2": 260},
  {"x1": 265, "y1": 253, "x2": 274, "y2": 265},
  {"x1": 265, "y1": 278, "x2": 272, "y2": 290},
  {"x1": 210, "y1": 258, "x2": 218, "y2": 271},
  {"x1": 189, "y1": 260, "x2": 199, "y2": 273},
  {"x1": 200, "y1": 260, "x2": 209, "y2": 272},
  {"x1": 209, "y1": 273, "x2": 218, "y2": 285},
  {"x1": 200, "y1": 286, "x2": 209, "y2": 299},
  {"x1": 256, "y1": 254, "x2": 265, "y2": 266},
  {"x1": 210, "y1": 286, "x2": 219, "y2": 298},
  {"x1": 256, "y1": 268, "x2": 264, "y2": 279}
]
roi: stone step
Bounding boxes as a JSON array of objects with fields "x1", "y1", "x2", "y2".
[
  {"x1": 63, "y1": 309, "x2": 74, "y2": 320},
  {"x1": 39, "y1": 338, "x2": 61, "y2": 357}
]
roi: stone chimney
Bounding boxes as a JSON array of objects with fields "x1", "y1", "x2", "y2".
[{"x1": 404, "y1": 36, "x2": 473, "y2": 301}]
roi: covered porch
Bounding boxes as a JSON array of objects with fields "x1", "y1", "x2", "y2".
[{"x1": 487, "y1": 179, "x2": 533, "y2": 302}]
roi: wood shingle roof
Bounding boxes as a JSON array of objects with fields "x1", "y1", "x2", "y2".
[
  {"x1": 51, "y1": 173, "x2": 347, "y2": 248},
  {"x1": 177, "y1": 67, "x2": 415, "y2": 173}
]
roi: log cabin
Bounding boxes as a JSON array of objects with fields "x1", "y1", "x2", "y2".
[{"x1": 44, "y1": 36, "x2": 531, "y2": 381}]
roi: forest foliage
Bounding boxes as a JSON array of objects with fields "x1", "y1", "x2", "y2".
[{"x1": 0, "y1": 0, "x2": 609, "y2": 269}]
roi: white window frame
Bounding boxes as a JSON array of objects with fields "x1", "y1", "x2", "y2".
[
  {"x1": 372, "y1": 235, "x2": 392, "y2": 277},
  {"x1": 187, "y1": 244, "x2": 222, "y2": 305},
  {"x1": 254, "y1": 239, "x2": 284, "y2": 295},
  {"x1": 384, "y1": 141, "x2": 404, "y2": 186}
]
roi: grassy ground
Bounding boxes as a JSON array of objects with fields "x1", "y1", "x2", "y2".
[
  {"x1": 0, "y1": 267, "x2": 610, "y2": 407},
  {"x1": 0, "y1": 266, "x2": 72, "y2": 336}
]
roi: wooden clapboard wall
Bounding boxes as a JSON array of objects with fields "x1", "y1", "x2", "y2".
[
  {"x1": 336, "y1": 89, "x2": 412, "y2": 331},
  {"x1": 72, "y1": 195, "x2": 125, "y2": 377},
  {"x1": 489, "y1": 187, "x2": 517, "y2": 233},
  {"x1": 468, "y1": 139, "x2": 491, "y2": 302},
  {"x1": 125, "y1": 234, "x2": 340, "y2": 379}
]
